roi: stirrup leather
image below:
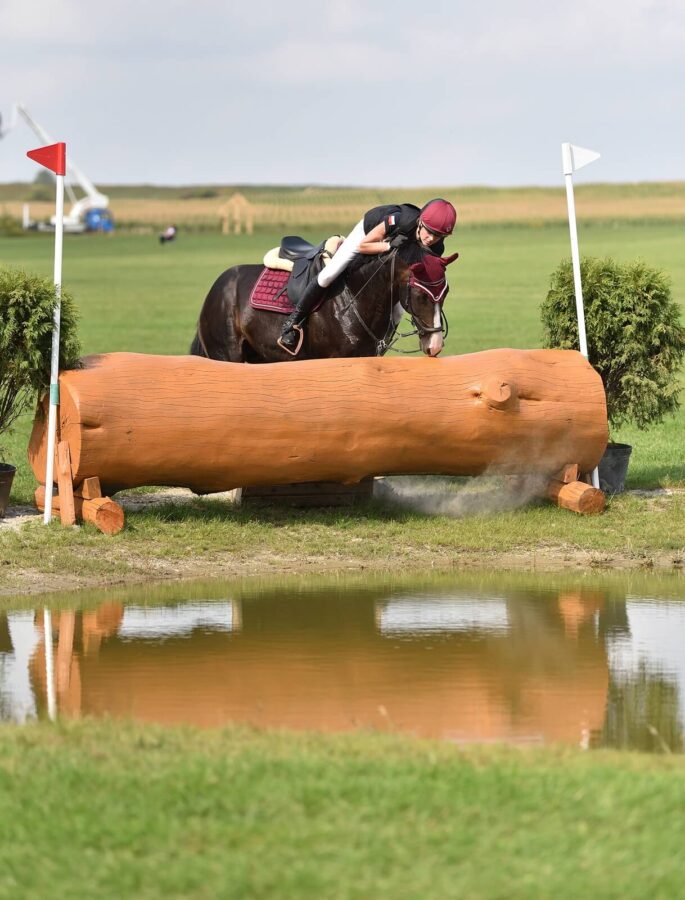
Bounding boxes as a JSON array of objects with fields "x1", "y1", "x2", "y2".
[{"x1": 277, "y1": 323, "x2": 305, "y2": 357}]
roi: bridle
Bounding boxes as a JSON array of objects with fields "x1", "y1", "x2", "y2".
[
  {"x1": 402, "y1": 282, "x2": 449, "y2": 347},
  {"x1": 341, "y1": 249, "x2": 449, "y2": 356}
]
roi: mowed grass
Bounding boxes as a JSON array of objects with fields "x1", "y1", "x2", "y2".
[
  {"x1": 0, "y1": 222, "x2": 683, "y2": 580},
  {"x1": 2, "y1": 721, "x2": 685, "y2": 899},
  {"x1": 1, "y1": 227, "x2": 685, "y2": 900}
]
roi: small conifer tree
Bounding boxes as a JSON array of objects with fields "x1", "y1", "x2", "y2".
[
  {"x1": 0, "y1": 268, "x2": 81, "y2": 441},
  {"x1": 541, "y1": 257, "x2": 685, "y2": 431}
]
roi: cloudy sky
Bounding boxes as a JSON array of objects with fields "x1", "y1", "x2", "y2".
[{"x1": 0, "y1": 0, "x2": 683, "y2": 187}]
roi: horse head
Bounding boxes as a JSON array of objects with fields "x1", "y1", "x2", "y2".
[{"x1": 401, "y1": 251, "x2": 459, "y2": 357}]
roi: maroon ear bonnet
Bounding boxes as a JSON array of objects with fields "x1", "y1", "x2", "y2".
[
  {"x1": 409, "y1": 252, "x2": 459, "y2": 303},
  {"x1": 411, "y1": 253, "x2": 458, "y2": 283}
]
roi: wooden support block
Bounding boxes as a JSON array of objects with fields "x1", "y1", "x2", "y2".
[
  {"x1": 547, "y1": 479, "x2": 605, "y2": 515},
  {"x1": 77, "y1": 476, "x2": 102, "y2": 500},
  {"x1": 555, "y1": 463, "x2": 580, "y2": 484},
  {"x1": 35, "y1": 486, "x2": 125, "y2": 535},
  {"x1": 57, "y1": 441, "x2": 76, "y2": 526},
  {"x1": 82, "y1": 497, "x2": 126, "y2": 535}
]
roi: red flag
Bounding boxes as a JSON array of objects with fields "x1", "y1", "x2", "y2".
[{"x1": 27, "y1": 142, "x2": 66, "y2": 176}]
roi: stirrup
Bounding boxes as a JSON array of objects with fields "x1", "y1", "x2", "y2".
[{"x1": 277, "y1": 323, "x2": 305, "y2": 357}]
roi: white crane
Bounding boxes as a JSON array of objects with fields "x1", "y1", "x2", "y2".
[{"x1": 0, "y1": 101, "x2": 112, "y2": 232}]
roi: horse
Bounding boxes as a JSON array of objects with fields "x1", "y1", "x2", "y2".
[{"x1": 189, "y1": 242, "x2": 458, "y2": 364}]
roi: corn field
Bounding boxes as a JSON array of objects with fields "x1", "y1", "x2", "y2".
[{"x1": 2, "y1": 183, "x2": 685, "y2": 232}]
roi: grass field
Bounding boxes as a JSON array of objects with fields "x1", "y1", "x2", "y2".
[
  {"x1": 1, "y1": 222, "x2": 684, "y2": 899},
  {"x1": 2, "y1": 719, "x2": 685, "y2": 899},
  {"x1": 0, "y1": 220, "x2": 683, "y2": 588}
]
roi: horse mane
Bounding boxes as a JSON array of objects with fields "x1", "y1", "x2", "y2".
[{"x1": 397, "y1": 241, "x2": 430, "y2": 266}]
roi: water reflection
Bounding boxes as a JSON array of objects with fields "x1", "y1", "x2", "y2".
[{"x1": 1, "y1": 576, "x2": 684, "y2": 752}]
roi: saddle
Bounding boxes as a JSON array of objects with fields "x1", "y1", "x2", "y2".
[
  {"x1": 263, "y1": 234, "x2": 343, "y2": 271},
  {"x1": 262, "y1": 235, "x2": 343, "y2": 306},
  {"x1": 250, "y1": 235, "x2": 343, "y2": 314}
]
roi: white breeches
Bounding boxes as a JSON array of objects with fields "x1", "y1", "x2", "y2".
[{"x1": 317, "y1": 219, "x2": 366, "y2": 288}]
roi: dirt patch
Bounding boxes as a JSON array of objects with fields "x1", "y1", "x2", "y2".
[
  {"x1": 0, "y1": 504, "x2": 43, "y2": 531},
  {"x1": 1, "y1": 541, "x2": 683, "y2": 600}
]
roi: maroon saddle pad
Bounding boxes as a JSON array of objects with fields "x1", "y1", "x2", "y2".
[{"x1": 249, "y1": 268, "x2": 294, "y2": 314}]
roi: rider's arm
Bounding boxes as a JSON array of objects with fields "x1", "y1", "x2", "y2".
[{"x1": 358, "y1": 222, "x2": 391, "y2": 255}]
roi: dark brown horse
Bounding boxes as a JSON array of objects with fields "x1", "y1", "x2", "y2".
[{"x1": 190, "y1": 246, "x2": 456, "y2": 363}]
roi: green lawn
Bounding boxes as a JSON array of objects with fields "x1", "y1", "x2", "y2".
[
  {"x1": 2, "y1": 221, "x2": 683, "y2": 357},
  {"x1": 3, "y1": 222, "x2": 684, "y2": 487},
  {"x1": 1, "y1": 226, "x2": 685, "y2": 898},
  {"x1": 0, "y1": 222, "x2": 683, "y2": 582},
  {"x1": 1, "y1": 720, "x2": 685, "y2": 899}
]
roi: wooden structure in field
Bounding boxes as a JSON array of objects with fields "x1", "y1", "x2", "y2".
[
  {"x1": 28, "y1": 349, "x2": 608, "y2": 533},
  {"x1": 218, "y1": 193, "x2": 254, "y2": 235}
]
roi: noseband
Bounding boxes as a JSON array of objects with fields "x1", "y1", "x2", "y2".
[{"x1": 404, "y1": 281, "x2": 449, "y2": 338}]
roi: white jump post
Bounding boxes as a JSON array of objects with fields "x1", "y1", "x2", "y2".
[
  {"x1": 43, "y1": 608, "x2": 57, "y2": 720},
  {"x1": 561, "y1": 142, "x2": 601, "y2": 490},
  {"x1": 27, "y1": 142, "x2": 67, "y2": 523}
]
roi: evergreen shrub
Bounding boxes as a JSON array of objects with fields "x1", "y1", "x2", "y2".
[
  {"x1": 541, "y1": 257, "x2": 685, "y2": 431},
  {"x1": 0, "y1": 213, "x2": 24, "y2": 237},
  {"x1": 0, "y1": 267, "x2": 81, "y2": 442}
]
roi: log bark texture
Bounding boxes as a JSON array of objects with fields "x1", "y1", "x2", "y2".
[{"x1": 28, "y1": 350, "x2": 608, "y2": 495}]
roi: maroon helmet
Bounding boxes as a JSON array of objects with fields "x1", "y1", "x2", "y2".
[{"x1": 419, "y1": 199, "x2": 457, "y2": 235}]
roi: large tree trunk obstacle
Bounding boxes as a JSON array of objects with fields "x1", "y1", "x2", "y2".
[{"x1": 28, "y1": 349, "x2": 608, "y2": 530}]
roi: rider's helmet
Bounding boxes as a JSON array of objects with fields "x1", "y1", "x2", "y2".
[{"x1": 419, "y1": 199, "x2": 457, "y2": 235}]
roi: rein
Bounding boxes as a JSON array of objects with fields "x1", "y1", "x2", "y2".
[{"x1": 340, "y1": 249, "x2": 448, "y2": 355}]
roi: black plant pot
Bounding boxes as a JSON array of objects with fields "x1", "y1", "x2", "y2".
[
  {"x1": 0, "y1": 463, "x2": 17, "y2": 517},
  {"x1": 598, "y1": 443, "x2": 632, "y2": 495}
]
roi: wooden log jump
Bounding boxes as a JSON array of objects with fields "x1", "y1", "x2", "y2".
[{"x1": 28, "y1": 349, "x2": 608, "y2": 529}]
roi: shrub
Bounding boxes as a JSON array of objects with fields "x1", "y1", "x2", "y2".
[
  {"x1": 33, "y1": 169, "x2": 55, "y2": 188},
  {"x1": 0, "y1": 213, "x2": 24, "y2": 237},
  {"x1": 29, "y1": 186, "x2": 53, "y2": 202},
  {"x1": 180, "y1": 187, "x2": 219, "y2": 199},
  {"x1": 0, "y1": 268, "x2": 81, "y2": 441},
  {"x1": 541, "y1": 257, "x2": 685, "y2": 431}
]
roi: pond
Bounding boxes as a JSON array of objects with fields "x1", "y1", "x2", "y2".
[{"x1": 2, "y1": 571, "x2": 684, "y2": 752}]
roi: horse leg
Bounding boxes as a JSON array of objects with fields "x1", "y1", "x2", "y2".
[{"x1": 190, "y1": 268, "x2": 249, "y2": 362}]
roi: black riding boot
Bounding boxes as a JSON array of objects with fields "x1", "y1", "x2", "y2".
[{"x1": 277, "y1": 279, "x2": 326, "y2": 356}]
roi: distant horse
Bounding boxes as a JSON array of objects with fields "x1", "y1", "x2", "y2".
[{"x1": 190, "y1": 243, "x2": 458, "y2": 364}]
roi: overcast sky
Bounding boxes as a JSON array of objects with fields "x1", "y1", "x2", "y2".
[{"x1": 1, "y1": 0, "x2": 683, "y2": 187}]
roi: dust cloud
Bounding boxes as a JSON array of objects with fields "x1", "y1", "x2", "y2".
[{"x1": 373, "y1": 473, "x2": 549, "y2": 519}]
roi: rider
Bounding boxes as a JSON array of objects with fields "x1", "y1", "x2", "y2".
[{"x1": 277, "y1": 198, "x2": 457, "y2": 355}]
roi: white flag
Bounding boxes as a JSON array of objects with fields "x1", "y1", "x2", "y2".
[{"x1": 562, "y1": 142, "x2": 600, "y2": 175}]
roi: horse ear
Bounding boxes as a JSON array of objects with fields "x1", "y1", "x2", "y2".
[{"x1": 440, "y1": 252, "x2": 459, "y2": 266}]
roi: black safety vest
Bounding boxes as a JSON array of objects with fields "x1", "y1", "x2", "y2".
[
  {"x1": 363, "y1": 204, "x2": 420, "y2": 236},
  {"x1": 363, "y1": 204, "x2": 445, "y2": 255}
]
